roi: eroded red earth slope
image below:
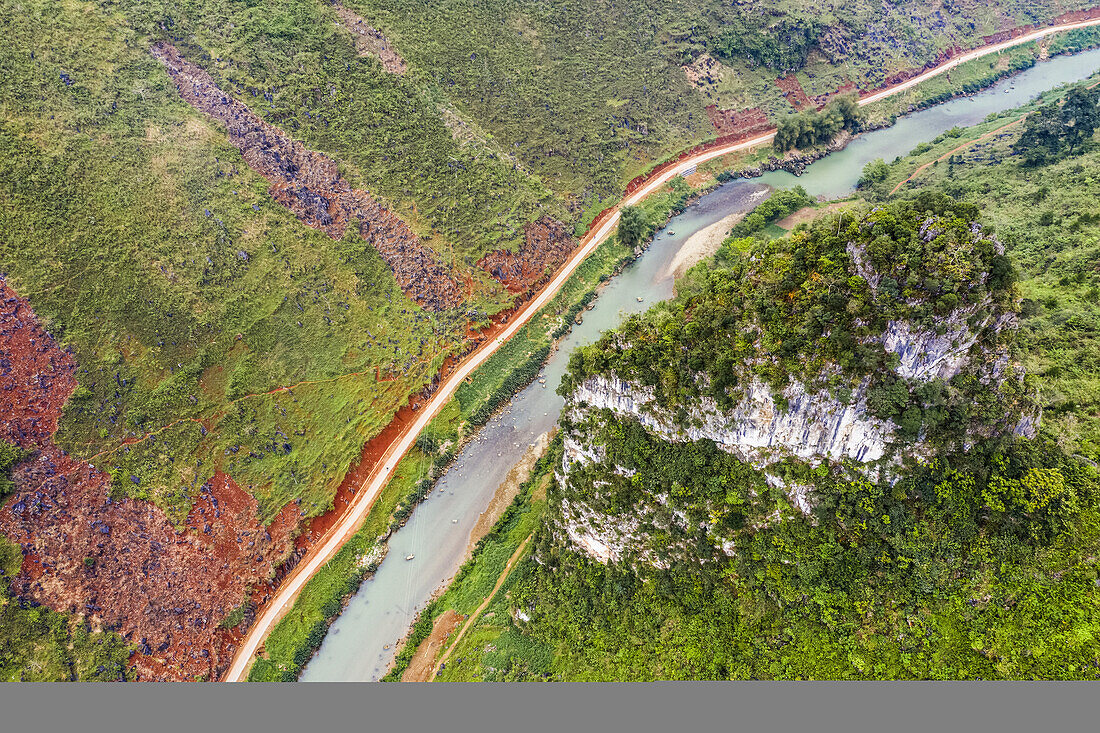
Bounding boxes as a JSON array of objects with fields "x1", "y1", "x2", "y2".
[{"x1": 0, "y1": 279, "x2": 297, "y2": 680}]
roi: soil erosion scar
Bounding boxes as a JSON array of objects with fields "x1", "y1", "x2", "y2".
[
  {"x1": 0, "y1": 279, "x2": 297, "y2": 681},
  {"x1": 150, "y1": 42, "x2": 459, "y2": 312}
]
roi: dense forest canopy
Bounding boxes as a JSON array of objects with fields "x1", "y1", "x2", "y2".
[{"x1": 487, "y1": 196, "x2": 1100, "y2": 680}]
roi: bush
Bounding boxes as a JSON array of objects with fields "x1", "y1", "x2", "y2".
[
  {"x1": 773, "y1": 95, "x2": 863, "y2": 152},
  {"x1": 729, "y1": 187, "x2": 814, "y2": 238},
  {"x1": 0, "y1": 441, "x2": 25, "y2": 499}
]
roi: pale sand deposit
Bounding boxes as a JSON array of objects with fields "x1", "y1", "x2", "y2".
[
  {"x1": 667, "y1": 208, "x2": 747, "y2": 279},
  {"x1": 775, "y1": 201, "x2": 854, "y2": 230}
]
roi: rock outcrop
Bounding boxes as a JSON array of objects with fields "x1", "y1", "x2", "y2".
[
  {"x1": 551, "y1": 203, "x2": 1038, "y2": 567},
  {"x1": 478, "y1": 216, "x2": 578, "y2": 295}
]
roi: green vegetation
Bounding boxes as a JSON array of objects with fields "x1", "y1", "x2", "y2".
[
  {"x1": 0, "y1": 442, "x2": 25, "y2": 500},
  {"x1": 485, "y1": 434, "x2": 1099, "y2": 680},
  {"x1": 773, "y1": 94, "x2": 863, "y2": 152},
  {"x1": 565, "y1": 196, "x2": 1022, "y2": 435},
  {"x1": 0, "y1": 0, "x2": 482, "y2": 525},
  {"x1": 617, "y1": 206, "x2": 649, "y2": 249},
  {"x1": 436, "y1": 198, "x2": 1100, "y2": 680},
  {"x1": 712, "y1": 16, "x2": 821, "y2": 72},
  {"x1": 878, "y1": 80, "x2": 1100, "y2": 458},
  {"x1": 115, "y1": 0, "x2": 563, "y2": 258},
  {"x1": 1013, "y1": 85, "x2": 1100, "y2": 164},
  {"x1": 728, "y1": 186, "x2": 815, "y2": 238}
]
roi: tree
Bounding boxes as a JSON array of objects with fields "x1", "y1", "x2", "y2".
[
  {"x1": 1062, "y1": 85, "x2": 1100, "y2": 152},
  {"x1": 1014, "y1": 104, "x2": 1063, "y2": 164},
  {"x1": 617, "y1": 206, "x2": 648, "y2": 248},
  {"x1": 859, "y1": 159, "x2": 889, "y2": 187},
  {"x1": 1013, "y1": 85, "x2": 1100, "y2": 164},
  {"x1": 773, "y1": 95, "x2": 862, "y2": 153},
  {"x1": 0, "y1": 441, "x2": 25, "y2": 499}
]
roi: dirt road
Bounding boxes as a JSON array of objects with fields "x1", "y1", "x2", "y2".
[
  {"x1": 223, "y1": 18, "x2": 1100, "y2": 680},
  {"x1": 858, "y1": 16, "x2": 1100, "y2": 105},
  {"x1": 430, "y1": 534, "x2": 534, "y2": 680}
]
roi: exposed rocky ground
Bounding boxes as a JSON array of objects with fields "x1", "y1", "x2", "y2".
[
  {"x1": 552, "y1": 205, "x2": 1037, "y2": 568},
  {"x1": 775, "y1": 74, "x2": 813, "y2": 110},
  {"x1": 704, "y1": 105, "x2": 771, "y2": 139},
  {"x1": 0, "y1": 279, "x2": 297, "y2": 680},
  {"x1": 477, "y1": 216, "x2": 578, "y2": 295},
  {"x1": 150, "y1": 42, "x2": 459, "y2": 312},
  {"x1": 682, "y1": 53, "x2": 721, "y2": 90},
  {"x1": 333, "y1": 2, "x2": 408, "y2": 74},
  {"x1": 734, "y1": 131, "x2": 856, "y2": 178}
]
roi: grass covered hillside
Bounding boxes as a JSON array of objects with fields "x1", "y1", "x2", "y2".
[
  {"x1": 0, "y1": 0, "x2": 1089, "y2": 528},
  {"x1": 0, "y1": 0, "x2": 474, "y2": 525},
  {"x1": 334, "y1": 0, "x2": 1092, "y2": 198},
  {"x1": 426, "y1": 198, "x2": 1100, "y2": 680}
]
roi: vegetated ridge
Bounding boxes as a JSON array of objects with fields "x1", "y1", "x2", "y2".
[
  {"x1": 228, "y1": 25, "x2": 1100, "y2": 679},
  {"x1": 2, "y1": 0, "x2": 1100, "y2": 682},
  {"x1": 428, "y1": 66, "x2": 1100, "y2": 674}
]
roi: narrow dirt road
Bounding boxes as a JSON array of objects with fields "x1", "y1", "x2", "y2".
[
  {"x1": 223, "y1": 18, "x2": 1100, "y2": 681},
  {"x1": 430, "y1": 534, "x2": 533, "y2": 681},
  {"x1": 888, "y1": 117, "x2": 1026, "y2": 194}
]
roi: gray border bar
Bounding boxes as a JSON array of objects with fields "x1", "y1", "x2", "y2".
[{"x1": 1, "y1": 682, "x2": 1094, "y2": 733}]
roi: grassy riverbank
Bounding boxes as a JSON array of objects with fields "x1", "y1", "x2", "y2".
[
  {"x1": 249, "y1": 49, "x2": 1100, "y2": 679},
  {"x1": 397, "y1": 71, "x2": 1100, "y2": 684},
  {"x1": 386, "y1": 440, "x2": 556, "y2": 682},
  {"x1": 869, "y1": 75, "x2": 1100, "y2": 460}
]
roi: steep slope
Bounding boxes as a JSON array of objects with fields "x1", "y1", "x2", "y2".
[
  {"x1": 554, "y1": 195, "x2": 1035, "y2": 566},
  {"x1": 450, "y1": 197, "x2": 1100, "y2": 680},
  {"x1": 2, "y1": 0, "x2": 1098, "y2": 681},
  {"x1": 868, "y1": 83, "x2": 1100, "y2": 460}
]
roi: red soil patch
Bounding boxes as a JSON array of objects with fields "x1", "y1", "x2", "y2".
[
  {"x1": 776, "y1": 74, "x2": 813, "y2": 111},
  {"x1": 150, "y1": 42, "x2": 458, "y2": 312},
  {"x1": 401, "y1": 608, "x2": 463, "y2": 682},
  {"x1": 811, "y1": 80, "x2": 859, "y2": 110},
  {"x1": 0, "y1": 279, "x2": 298, "y2": 680},
  {"x1": 477, "y1": 216, "x2": 578, "y2": 295},
  {"x1": 0, "y1": 283, "x2": 77, "y2": 449},
  {"x1": 704, "y1": 105, "x2": 771, "y2": 138}
]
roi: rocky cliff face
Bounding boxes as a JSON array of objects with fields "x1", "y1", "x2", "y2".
[{"x1": 549, "y1": 202, "x2": 1038, "y2": 567}]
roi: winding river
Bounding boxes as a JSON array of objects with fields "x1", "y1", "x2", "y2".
[{"x1": 301, "y1": 45, "x2": 1100, "y2": 681}]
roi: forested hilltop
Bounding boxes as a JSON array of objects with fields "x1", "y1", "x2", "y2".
[
  {"x1": 0, "y1": 0, "x2": 1095, "y2": 679},
  {"x1": 427, "y1": 86, "x2": 1100, "y2": 680}
]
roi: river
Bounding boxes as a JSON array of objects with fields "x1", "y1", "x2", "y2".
[{"x1": 300, "y1": 45, "x2": 1100, "y2": 681}]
